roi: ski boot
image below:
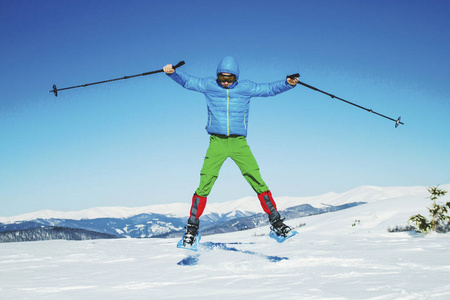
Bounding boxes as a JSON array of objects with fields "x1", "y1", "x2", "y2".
[
  {"x1": 271, "y1": 217, "x2": 292, "y2": 236},
  {"x1": 183, "y1": 223, "x2": 199, "y2": 246},
  {"x1": 269, "y1": 217, "x2": 298, "y2": 243},
  {"x1": 177, "y1": 222, "x2": 201, "y2": 251}
]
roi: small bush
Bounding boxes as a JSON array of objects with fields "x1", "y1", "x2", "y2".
[
  {"x1": 409, "y1": 186, "x2": 449, "y2": 234},
  {"x1": 387, "y1": 225, "x2": 416, "y2": 233}
]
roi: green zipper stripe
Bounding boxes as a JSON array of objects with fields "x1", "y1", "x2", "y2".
[{"x1": 226, "y1": 89, "x2": 230, "y2": 136}]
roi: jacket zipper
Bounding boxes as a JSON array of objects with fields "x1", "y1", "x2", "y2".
[{"x1": 226, "y1": 89, "x2": 230, "y2": 136}]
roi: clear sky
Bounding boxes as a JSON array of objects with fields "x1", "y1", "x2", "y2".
[{"x1": 1, "y1": 0, "x2": 449, "y2": 217}]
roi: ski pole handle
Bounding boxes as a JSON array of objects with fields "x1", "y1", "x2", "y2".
[
  {"x1": 173, "y1": 61, "x2": 185, "y2": 69},
  {"x1": 287, "y1": 73, "x2": 300, "y2": 80},
  {"x1": 160, "y1": 61, "x2": 185, "y2": 75}
]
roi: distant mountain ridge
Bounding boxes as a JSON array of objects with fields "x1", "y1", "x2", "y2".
[
  {"x1": 1, "y1": 184, "x2": 432, "y2": 224},
  {"x1": 0, "y1": 202, "x2": 365, "y2": 243},
  {"x1": 2, "y1": 184, "x2": 446, "y2": 243},
  {"x1": 0, "y1": 226, "x2": 118, "y2": 243}
]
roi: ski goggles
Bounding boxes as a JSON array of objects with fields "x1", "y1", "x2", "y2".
[{"x1": 217, "y1": 73, "x2": 236, "y2": 83}]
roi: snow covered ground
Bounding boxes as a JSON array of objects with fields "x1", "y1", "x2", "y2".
[{"x1": 1, "y1": 185, "x2": 449, "y2": 299}]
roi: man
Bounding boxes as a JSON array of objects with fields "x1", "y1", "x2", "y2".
[{"x1": 163, "y1": 56, "x2": 299, "y2": 247}]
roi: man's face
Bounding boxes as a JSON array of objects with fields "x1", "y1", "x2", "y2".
[{"x1": 217, "y1": 73, "x2": 236, "y2": 88}]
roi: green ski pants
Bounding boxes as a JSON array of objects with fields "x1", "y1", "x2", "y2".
[{"x1": 195, "y1": 134, "x2": 269, "y2": 197}]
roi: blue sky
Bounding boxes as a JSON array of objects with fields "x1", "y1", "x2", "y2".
[{"x1": 1, "y1": 0, "x2": 449, "y2": 217}]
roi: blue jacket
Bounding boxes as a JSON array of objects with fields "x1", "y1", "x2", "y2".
[{"x1": 167, "y1": 56, "x2": 295, "y2": 137}]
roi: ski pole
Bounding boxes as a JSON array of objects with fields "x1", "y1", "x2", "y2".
[
  {"x1": 287, "y1": 73, "x2": 404, "y2": 128},
  {"x1": 50, "y1": 61, "x2": 185, "y2": 97}
]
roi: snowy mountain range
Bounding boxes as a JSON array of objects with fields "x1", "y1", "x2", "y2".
[{"x1": 1, "y1": 184, "x2": 447, "y2": 243}]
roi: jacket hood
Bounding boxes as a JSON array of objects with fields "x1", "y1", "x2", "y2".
[{"x1": 216, "y1": 56, "x2": 240, "y2": 80}]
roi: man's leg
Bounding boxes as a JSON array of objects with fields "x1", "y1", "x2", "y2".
[
  {"x1": 195, "y1": 135, "x2": 228, "y2": 197},
  {"x1": 182, "y1": 193, "x2": 207, "y2": 246},
  {"x1": 229, "y1": 137, "x2": 279, "y2": 218},
  {"x1": 229, "y1": 136, "x2": 268, "y2": 193},
  {"x1": 257, "y1": 190, "x2": 281, "y2": 223},
  {"x1": 184, "y1": 135, "x2": 228, "y2": 244},
  {"x1": 257, "y1": 189, "x2": 292, "y2": 237},
  {"x1": 230, "y1": 137, "x2": 292, "y2": 236},
  {"x1": 188, "y1": 193, "x2": 207, "y2": 227}
]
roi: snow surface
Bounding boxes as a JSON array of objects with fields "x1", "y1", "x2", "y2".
[{"x1": 1, "y1": 184, "x2": 450, "y2": 299}]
